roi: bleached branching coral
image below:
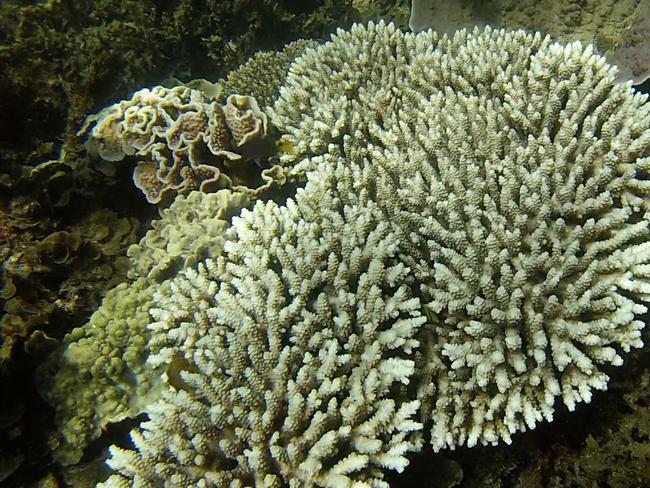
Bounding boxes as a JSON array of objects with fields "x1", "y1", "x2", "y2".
[
  {"x1": 271, "y1": 22, "x2": 650, "y2": 450},
  {"x1": 81, "y1": 86, "x2": 279, "y2": 204},
  {"x1": 99, "y1": 156, "x2": 425, "y2": 487},
  {"x1": 46, "y1": 21, "x2": 650, "y2": 484}
]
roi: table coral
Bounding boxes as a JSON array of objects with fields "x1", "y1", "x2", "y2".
[{"x1": 409, "y1": 0, "x2": 649, "y2": 85}]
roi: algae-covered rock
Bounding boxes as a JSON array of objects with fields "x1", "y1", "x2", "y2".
[
  {"x1": 1, "y1": 209, "x2": 139, "y2": 368},
  {"x1": 544, "y1": 371, "x2": 650, "y2": 487}
]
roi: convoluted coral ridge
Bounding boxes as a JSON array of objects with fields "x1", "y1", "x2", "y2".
[
  {"x1": 82, "y1": 86, "x2": 279, "y2": 204},
  {"x1": 99, "y1": 156, "x2": 425, "y2": 487},
  {"x1": 271, "y1": 22, "x2": 650, "y2": 450}
]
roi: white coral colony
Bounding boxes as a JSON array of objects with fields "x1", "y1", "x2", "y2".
[
  {"x1": 270, "y1": 22, "x2": 650, "y2": 452},
  {"x1": 51, "y1": 21, "x2": 650, "y2": 487}
]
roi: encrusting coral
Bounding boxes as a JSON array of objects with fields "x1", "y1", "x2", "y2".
[
  {"x1": 38, "y1": 277, "x2": 159, "y2": 466},
  {"x1": 126, "y1": 189, "x2": 251, "y2": 280},
  {"x1": 43, "y1": 20, "x2": 650, "y2": 486}
]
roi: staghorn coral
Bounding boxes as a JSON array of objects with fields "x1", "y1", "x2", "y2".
[
  {"x1": 81, "y1": 86, "x2": 280, "y2": 204},
  {"x1": 270, "y1": 21, "x2": 650, "y2": 450},
  {"x1": 437, "y1": 342, "x2": 650, "y2": 488},
  {"x1": 99, "y1": 155, "x2": 425, "y2": 488}
]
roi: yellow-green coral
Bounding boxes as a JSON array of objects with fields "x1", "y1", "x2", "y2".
[
  {"x1": 127, "y1": 189, "x2": 251, "y2": 280},
  {"x1": 38, "y1": 278, "x2": 160, "y2": 465},
  {"x1": 40, "y1": 187, "x2": 255, "y2": 465}
]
